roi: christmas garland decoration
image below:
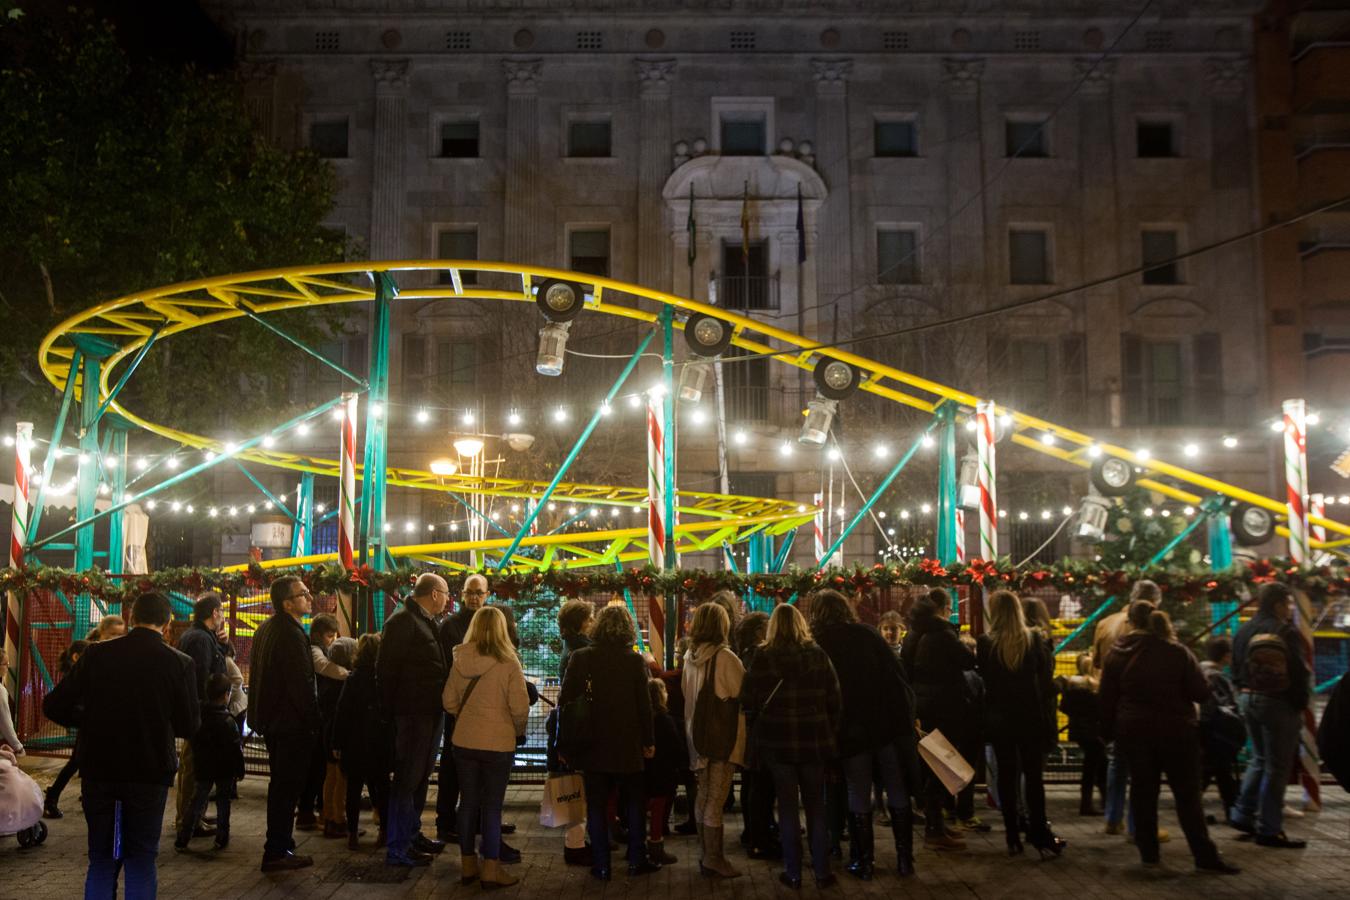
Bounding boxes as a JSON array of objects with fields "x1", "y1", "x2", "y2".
[{"x1": 2, "y1": 557, "x2": 1347, "y2": 609}]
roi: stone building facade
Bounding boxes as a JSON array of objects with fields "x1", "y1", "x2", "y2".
[{"x1": 200, "y1": 0, "x2": 1278, "y2": 568}]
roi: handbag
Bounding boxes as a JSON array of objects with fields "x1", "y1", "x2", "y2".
[
  {"x1": 917, "y1": 728, "x2": 975, "y2": 796},
  {"x1": 692, "y1": 647, "x2": 741, "y2": 762},
  {"x1": 557, "y1": 675, "x2": 595, "y2": 760},
  {"x1": 539, "y1": 772, "x2": 586, "y2": 828}
]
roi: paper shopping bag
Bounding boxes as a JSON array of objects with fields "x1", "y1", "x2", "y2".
[
  {"x1": 917, "y1": 728, "x2": 975, "y2": 796},
  {"x1": 540, "y1": 773, "x2": 586, "y2": 828}
]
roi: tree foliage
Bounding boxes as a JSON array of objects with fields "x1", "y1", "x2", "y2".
[
  {"x1": 1091, "y1": 487, "x2": 1203, "y2": 569},
  {"x1": 0, "y1": 7, "x2": 349, "y2": 433}
]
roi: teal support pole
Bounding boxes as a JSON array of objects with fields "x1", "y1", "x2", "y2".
[
  {"x1": 233, "y1": 462, "x2": 301, "y2": 524},
  {"x1": 812, "y1": 417, "x2": 940, "y2": 574},
  {"x1": 91, "y1": 323, "x2": 165, "y2": 427},
  {"x1": 25, "y1": 349, "x2": 82, "y2": 550},
  {"x1": 1054, "y1": 596, "x2": 1118, "y2": 654},
  {"x1": 771, "y1": 530, "x2": 796, "y2": 573},
  {"x1": 357, "y1": 273, "x2": 395, "y2": 626},
  {"x1": 661, "y1": 307, "x2": 678, "y2": 668},
  {"x1": 241, "y1": 308, "x2": 368, "y2": 388},
  {"x1": 106, "y1": 427, "x2": 128, "y2": 575},
  {"x1": 615, "y1": 560, "x2": 647, "y2": 654},
  {"x1": 1208, "y1": 506, "x2": 1236, "y2": 634},
  {"x1": 74, "y1": 351, "x2": 105, "y2": 628},
  {"x1": 936, "y1": 403, "x2": 958, "y2": 567},
  {"x1": 291, "y1": 473, "x2": 315, "y2": 558},
  {"x1": 495, "y1": 330, "x2": 656, "y2": 569}
]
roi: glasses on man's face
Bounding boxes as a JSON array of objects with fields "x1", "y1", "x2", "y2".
[
  {"x1": 463, "y1": 590, "x2": 487, "y2": 598},
  {"x1": 290, "y1": 590, "x2": 313, "y2": 602}
]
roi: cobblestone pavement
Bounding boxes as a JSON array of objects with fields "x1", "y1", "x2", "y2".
[{"x1": 6, "y1": 756, "x2": 1348, "y2": 899}]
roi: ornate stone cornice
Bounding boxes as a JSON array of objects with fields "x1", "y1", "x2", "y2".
[
  {"x1": 811, "y1": 58, "x2": 852, "y2": 93},
  {"x1": 1204, "y1": 57, "x2": 1249, "y2": 97},
  {"x1": 941, "y1": 58, "x2": 984, "y2": 96},
  {"x1": 370, "y1": 59, "x2": 410, "y2": 91},
  {"x1": 1073, "y1": 58, "x2": 1115, "y2": 95},
  {"x1": 503, "y1": 58, "x2": 543, "y2": 95},
  {"x1": 636, "y1": 59, "x2": 677, "y2": 94}
]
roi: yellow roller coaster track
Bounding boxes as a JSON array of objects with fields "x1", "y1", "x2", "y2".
[{"x1": 37, "y1": 260, "x2": 1349, "y2": 572}]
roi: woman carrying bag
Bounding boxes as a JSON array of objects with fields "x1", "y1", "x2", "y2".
[
  {"x1": 442, "y1": 607, "x2": 531, "y2": 889},
  {"x1": 682, "y1": 599, "x2": 747, "y2": 879},
  {"x1": 740, "y1": 604, "x2": 842, "y2": 889}
]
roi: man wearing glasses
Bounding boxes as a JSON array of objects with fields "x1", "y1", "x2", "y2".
[
  {"x1": 379, "y1": 573, "x2": 452, "y2": 866},
  {"x1": 248, "y1": 575, "x2": 321, "y2": 872}
]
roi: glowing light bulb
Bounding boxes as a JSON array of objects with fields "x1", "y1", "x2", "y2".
[
  {"x1": 734, "y1": 430, "x2": 748, "y2": 446},
  {"x1": 297, "y1": 423, "x2": 311, "y2": 436},
  {"x1": 920, "y1": 503, "x2": 932, "y2": 514},
  {"x1": 508, "y1": 409, "x2": 523, "y2": 425},
  {"x1": 262, "y1": 436, "x2": 276, "y2": 449},
  {"x1": 416, "y1": 408, "x2": 430, "y2": 424},
  {"x1": 600, "y1": 402, "x2": 612, "y2": 417},
  {"x1": 1040, "y1": 432, "x2": 1056, "y2": 446},
  {"x1": 553, "y1": 407, "x2": 568, "y2": 423},
  {"x1": 462, "y1": 410, "x2": 475, "y2": 426},
  {"x1": 1182, "y1": 443, "x2": 1199, "y2": 458},
  {"x1": 1222, "y1": 435, "x2": 1238, "y2": 449},
  {"x1": 136, "y1": 457, "x2": 149, "y2": 471},
  {"x1": 779, "y1": 441, "x2": 794, "y2": 457},
  {"x1": 1270, "y1": 420, "x2": 1286, "y2": 433},
  {"x1": 690, "y1": 407, "x2": 706, "y2": 425},
  {"x1": 921, "y1": 435, "x2": 935, "y2": 448},
  {"x1": 1134, "y1": 448, "x2": 1151, "y2": 462},
  {"x1": 873, "y1": 444, "x2": 889, "y2": 459}
]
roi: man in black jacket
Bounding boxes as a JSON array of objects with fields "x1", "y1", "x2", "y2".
[
  {"x1": 379, "y1": 572, "x2": 451, "y2": 866},
  {"x1": 44, "y1": 592, "x2": 199, "y2": 899},
  {"x1": 248, "y1": 575, "x2": 321, "y2": 872},
  {"x1": 434, "y1": 573, "x2": 486, "y2": 842},
  {"x1": 1230, "y1": 582, "x2": 1311, "y2": 848},
  {"x1": 174, "y1": 593, "x2": 226, "y2": 837}
]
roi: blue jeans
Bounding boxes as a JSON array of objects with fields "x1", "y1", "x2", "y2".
[
  {"x1": 1232, "y1": 693, "x2": 1301, "y2": 837},
  {"x1": 583, "y1": 771, "x2": 645, "y2": 869},
  {"x1": 769, "y1": 762, "x2": 829, "y2": 881},
  {"x1": 842, "y1": 741, "x2": 910, "y2": 815},
  {"x1": 176, "y1": 778, "x2": 233, "y2": 847},
  {"x1": 453, "y1": 746, "x2": 514, "y2": 859},
  {"x1": 1104, "y1": 740, "x2": 1134, "y2": 831},
  {"x1": 82, "y1": 780, "x2": 169, "y2": 900},
  {"x1": 387, "y1": 713, "x2": 445, "y2": 857}
]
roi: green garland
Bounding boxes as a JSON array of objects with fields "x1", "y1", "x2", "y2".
[{"x1": 2, "y1": 556, "x2": 1347, "y2": 610}]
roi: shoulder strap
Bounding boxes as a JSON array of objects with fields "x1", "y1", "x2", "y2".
[{"x1": 458, "y1": 672, "x2": 485, "y2": 714}]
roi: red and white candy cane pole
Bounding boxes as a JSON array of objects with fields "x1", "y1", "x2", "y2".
[
  {"x1": 5, "y1": 422, "x2": 32, "y2": 696},
  {"x1": 954, "y1": 507, "x2": 966, "y2": 563},
  {"x1": 338, "y1": 392, "x2": 358, "y2": 570},
  {"x1": 1283, "y1": 399, "x2": 1309, "y2": 564},
  {"x1": 645, "y1": 394, "x2": 667, "y2": 664},
  {"x1": 813, "y1": 492, "x2": 826, "y2": 564},
  {"x1": 976, "y1": 401, "x2": 998, "y2": 561}
]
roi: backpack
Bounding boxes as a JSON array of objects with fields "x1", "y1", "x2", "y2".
[{"x1": 1245, "y1": 633, "x2": 1291, "y2": 695}]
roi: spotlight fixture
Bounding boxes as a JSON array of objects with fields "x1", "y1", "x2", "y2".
[
  {"x1": 798, "y1": 394, "x2": 838, "y2": 446},
  {"x1": 683, "y1": 313, "x2": 734, "y2": 357},
  {"x1": 1076, "y1": 491, "x2": 1111, "y2": 541},
  {"x1": 536, "y1": 321, "x2": 572, "y2": 376},
  {"x1": 958, "y1": 450, "x2": 980, "y2": 508},
  {"x1": 453, "y1": 438, "x2": 485, "y2": 458},
  {"x1": 430, "y1": 458, "x2": 458, "y2": 476},
  {"x1": 678, "y1": 359, "x2": 712, "y2": 403},
  {"x1": 813, "y1": 357, "x2": 862, "y2": 400}
]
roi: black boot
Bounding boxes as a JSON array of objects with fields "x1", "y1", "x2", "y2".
[
  {"x1": 888, "y1": 807, "x2": 915, "y2": 877},
  {"x1": 845, "y1": 813, "x2": 873, "y2": 881}
]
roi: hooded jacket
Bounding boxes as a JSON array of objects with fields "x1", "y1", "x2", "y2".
[
  {"x1": 442, "y1": 642, "x2": 530, "y2": 753},
  {"x1": 814, "y1": 621, "x2": 916, "y2": 760},
  {"x1": 682, "y1": 642, "x2": 747, "y2": 770},
  {"x1": 739, "y1": 641, "x2": 841, "y2": 765},
  {"x1": 900, "y1": 611, "x2": 975, "y2": 729},
  {"x1": 1099, "y1": 631, "x2": 1209, "y2": 742}
]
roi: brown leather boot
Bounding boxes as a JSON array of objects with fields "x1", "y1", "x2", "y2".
[
  {"x1": 480, "y1": 858, "x2": 518, "y2": 889},
  {"x1": 460, "y1": 854, "x2": 480, "y2": 886}
]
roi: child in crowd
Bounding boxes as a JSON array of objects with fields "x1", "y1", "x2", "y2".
[
  {"x1": 43, "y1": 639, "x2": 90, "y2": 818},
  {"x1": 334, "y1": 633, "x2": 393, "y2": 849},
  {"x1": 321, "y1": 636, "x2": 359, "y2": 837},
  {"x1": 175, "y1": 673, "x2": 244, "y2": 851},
  {"x1": 644, "y1": 678, "x2": 685, "y2": 865},
  {"x1": 301, "y1": 614, "x2": 348, "y2": 831},
  {"x1": 1198, "y1": 636, "x2": 1245, "y2": 823},
  {"x1": 878, "y1": 611, "x2": 905, "y2": 658},
  {"x1": 1058, "y1": 652, "x2": 1105, "y2": 816}
]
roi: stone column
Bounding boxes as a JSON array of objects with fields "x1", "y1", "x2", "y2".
[
  {"x1": 1074, "y1": 59, "x2": 1120, "y2": 427},
  {"x1": 811, "y1": 59, "x2": 852, "y2": 338},
  {"x1": 369, "y1": 60, "x2": 409, "y2": 260},
  {"x1": 503, "y1": 59, "x2": 543, "y2": 265},
  {"x1": 637, "y1": 60, "x2": 676, "y2": 293}
]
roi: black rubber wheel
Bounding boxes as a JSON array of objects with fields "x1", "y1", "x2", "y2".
[
  {"x1": 16, "y1": 826, "x2": 34, "y2": 848},
  {"x1": 683, "y1": 313, "x2": 733, "y2": 357},
  {"x1": 812, "y1": 357, "x2": 862, "y2": 400},
  {"x1": 1231, "y1": 503, "x2": 1275, "y2": 547},
  {"x1": 1089, "y1": 455, "x2": 1137, "y2": 497},
  {"x1": 534, "y1": 278, "x2": 585, "y2": 322},
  {"x1": 35, "y1": 821, "x2": 47, "y2": 844}
]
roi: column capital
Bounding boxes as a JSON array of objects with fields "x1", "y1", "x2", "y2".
[
  {"x1": 1204, "y1": 57, "x2": 1249, "y2": 97},
  {"x1": 503, "y1": 58, "x2": 543, "y2": 95},
  {"x1": 941, "y1": 58, "x2": 985, "y2": 96},
  {"x1": 1072, "y1": 58, "x2": 1116, "y2": 95},
  {"x1": 370, "y1": 59, "x2": 410, "y2": 92},
  {"x1": 811, "y1": 58, "x2": 853, "y2": 94},
  {"x1": 636, "y1": 59, "x2": 676, "y2": 94}
]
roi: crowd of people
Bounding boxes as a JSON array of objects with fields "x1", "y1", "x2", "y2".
[{"x1": 14, "y1": 572, "x2": 1347, "y2": 897}]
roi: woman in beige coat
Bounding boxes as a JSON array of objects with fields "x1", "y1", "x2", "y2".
[
  {"x1": 443, "y1": 606, "x2": 531, "y2": 889},
  {"x1": 682, "y1": 598, "x2": 747, "y2": 879}
]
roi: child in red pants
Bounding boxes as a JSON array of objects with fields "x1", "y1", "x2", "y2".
[{"x1": 644, "y1": 679, "x2": 686, "y2": 864}]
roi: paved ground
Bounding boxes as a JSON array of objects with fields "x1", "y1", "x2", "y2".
[{"x1": 6, "y1": 756, "x2": 1348, "y2": 899}]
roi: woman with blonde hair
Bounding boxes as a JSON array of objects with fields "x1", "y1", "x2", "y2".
[
  {"x1": 682, "y1": 600, "x2": 747, "y2": 879},
  {"x1": 740, "y1": 603, "x2": 842, "y2": 888},
  {"x1": 443, "y1": 606, "x2": 531, "y2": 888},
  {"x1": 976, "y1": 590, "x2": 1062, "y2": 859}
]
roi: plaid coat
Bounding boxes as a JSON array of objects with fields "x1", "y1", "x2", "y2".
[{"x1": 739, "y1": 642, "x2": 841, "y2": 765}]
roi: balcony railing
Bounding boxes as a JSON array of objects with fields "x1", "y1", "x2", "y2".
[{"x1": 717, "y1": 274, "x2": 779, "y2": 311}]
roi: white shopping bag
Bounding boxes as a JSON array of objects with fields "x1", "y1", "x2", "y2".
[
  {"x1": 917, "y1": 728, "x2": 975, "y2": 796},
  {"x1": 539, "y1": 773, "x2": 586, "y2": 828}
]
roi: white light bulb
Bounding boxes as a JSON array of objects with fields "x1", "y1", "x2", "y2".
[
  {"x1": 98, "y1": 484, "x2": 109, "y2": 496},
  {"x1": 383, "y1": 522, "x2": 391, "y2": 532},
  {"x1": 626, "y1": 395, "x2": 641, "y2": 409},
  {"x1": 166, "y1": 456, "x2": 179, "y2": 469},
  {"x1": 900, "y1": 510, "x2": 911, "y2": 519},
  {"x1": 826, "y1": 446, "x2": 840, "y2": 460},
  {"x1": 553, "y1": 407, "x2": 568, "y2": 423},
  {"x1": 332, "y1": 408, "x2": 345, "y2": 421},
  {"x1": 462, "y1": 410, "x2": 475, "y2": 426},
  {"x1": 316, "y1": 503, "x2": 326, "y2": 513},
  {"x1": 1222, "y1": 435, "x2": 1238, "y2": 449},
  {"x1": 589, "y1": 509, "x2": 598, "y2": 518},
  {"x1": 1143, "y1": 507, "x2": 1154, "y2": 517},
  {"x1": 204, "y1": 451, "x2": 217, "y2": 462},
  {"x1": 548, "y1": 502, "x2": 557, "y2": 511},
  {"x1": 1182, "y1": 443, "x2": 1199, "y2": 458},
  {"x1": 146, "y1": 500, "x2": 157, "y2": 510},
  {"x1": 734, "y1": 431, "x2": 748, "y2": 446},
  {"x1": 1087, "y1": 444, "x2": 1102, "y2": 459},
  {"x1": 1135, "y1": 448, "x2": 1151, "y2": 462},
  {"x1": 779, "y1": 440, "x2": 794, "y2": 457},
  {"x1": 999, "y1": 509, "x2": 1008, "y2": 518},
  {"x1": 1307, "y1": 412, "x2": 1321, "y2": 426},
  {"x1": 690, "y1": 407, "x2": 706, "y2": 425},
  {"x1": 405, "y1": 521, "x2": 415, "y2": 533},
  {"x1": 370, "y1": 403, "x2": 383, "y2": 419},
  {"x1": 511, "y1": 503, "x2": 521, "y2": 513},
  {"x1": 1061, "y1": 505, "x2": 1073, "y2": 516},
  {"x1": 965, "y1": 419, "x2": 977, "y2": 432},
  {"x1": 921, "y1": 435, "x2": 935, "y2": 448},
  {"x1": 246, "y1": 504, "x2": 256, "y2": 514},
  {"x1": 209, "y1": 508, "x2": 218, "y2": 517},
  {"x1": 171, "y1": 501, "x2": 182, "y2": 512},
  {"x1": 1018, "y1": 511, "x2": 1028, "y2": 521},
  {"x1": 0, "y1": 436, "x2": 11, "y2": 448},
  {"x1": 77, "y1": 453, "x2": 90, "y2": 465},
  {"x1": 1183, "y1": 506, "x2": 1195, "y2": 516},
  {"x1": 224, "y1": 442, "x2": 238, "y2": 455},
  {"x1": 600, "y1": 402, "x2": 613, "y2": 417},
  {"x1": 186, "y1": 504, "x2": 195, "y2": 514},
  {"x1": 1271, "y1": 420, "x2": 1286, "y2": 433},
  {"x1": 567, "y1": 506, "x2": 578, "y2": 515},
  {"x1": 1041, "y1": 510, "x2": 1051, "y2": 520},
  {"x1": 878, "y1": 511, "x2": 887, "y2": 519},
  {"x1": 428, "y1": 523, "x2": 435, "y2": 531},
  {"x1": 262, "y1": 436, "x2": 276, "y2": 449},
  {"x1": 416, "y1": 408, "x2": 430, "y2": 424},
  {"x1": 1040, "y1": 432, "x2": 1056, "y2": 446},
  {"x1": 508, "y1": 410, "x2": 522, "y2": 425},
  {"x1": 610, "y1": 507, "x2": 620, "y2": 517},
  {"x1": 228, "y1": 506, "x2": 238, "y2": 516},
  {"x1": 873, "y1": 444, "x2": 888, "y2": 459},
  {"x1": 104, "y1": 457, "x2": 118, "y2": 470},
  {"x1": 450, "y1": 522, "x2": 460, "y2": 532},
  {"x1": 920, "y1": 503, "x2": 932, "y2": 514},
  {"x1": 1160, "y1": 509, "x2": 1171, "y2": 518},
  {"x1": 136, "y1": 457, "x2": 149, "y2": 471},
  {"x1": 297, "y1": 423, "x2": 311, "y2": 437}
]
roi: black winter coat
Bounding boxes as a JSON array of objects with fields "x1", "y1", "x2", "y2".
[
  {"x1": 380, "y1": 599, "x2": 449, "y2": 716},
  {"x1": 1058, "y1": 677, "x2": 1101, "y2": 744},
  {"x1": 976, "y1": 631, "x2": 1055, "y2": 747},
  {"x1": 557, "y1": 642, "x2": 654, "y2": 774},
  {"x1": 177, "y1": 622, "x2": 226, "y2": 703},
  {"x1": 645, "y1": 711, "x2": 687, "y2": 797},
  {"x1": 1099, "y1": 631, "x2": 1208, "y2": 743},
  {"x1": 739, "y1": 641, "x2": 842, "y2": 765},
  {"x1": 814, "y1": 622, "x2": 917, "y2": 765},
  {"x1": 900, "y1": 612, "x2": 975, "y2": 731},
  {"x1": 248, "y1": 612, "x2": 320, "y2": 737},
  {"x1": 191, "y1": 704, "x2": 245, "y2": 783},
  {"x1": 558, "y1": 632, "x2": 591, "y2": 684},
  {"x1": 438, "y1": 606, "x2": 475, "y2": 666},
  {"x1": 333, "y1": 665, "x2": 394, "y2": 778},
  {"x1": 1317, "y1": 673, "x2": 1350, "y2": 791},
  {"x1": 44, "y1": 627, "x2": 200, "y2": 786}
]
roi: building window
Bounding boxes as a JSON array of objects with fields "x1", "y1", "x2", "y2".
[
  {"x1": 1008, "y1": 340, "x2": 1051, "y2": 412},
  {"x1": 1136, "y1": 120, "x2": 1178, "y2": 158},
  {"x1": 730, "y1": 30, "x2": 757, "y2": 50},
  {"x1": 874, "y1": 120, "x2": 918, "y2": 157},
  {"x1": 576, "y1": 31, "x2": 603, "y2": 50},
  {"x1": 314, "y1": 31, "x2": 340, "y2": 52},
  {"x1": 720, "y1": 241, "x2": 774, "y2": 309},
  {"x1": 309, "y1": 120, "x2": 349, "y2": 159},
  {"x1": 437, "y1": 229, "x2": 479, "y2": 285},
  {"x1": 569, "y1": 229, "x2": 610, "y2": 277},
  {"x1": 1005, "y1": 118, "x2": 1049, "y2": 157},
  {"x1": 724, "y1": 349, "x2": 770, "y2": 422},
  {"x1": 445, "y1": 31, "x2": 471, "y2": 50},
  {"x1": 882, "y1": 31, "x2": 910, "y2": 51},
  {"x1": 402, "y1": 334, "x2": 427, "y2": 387},
  {"x1": 877, "y1": 228, "x2": 920, "y2": 285},
  {"x1": 1141, "y1": 230, "x2": 1181, "y2": 285},
  {"x1": 567, "y1": 120, "x2": 612, "y2": 158},
  {"x1": 1122, "y1": 336, "x2": 1183, "y2": 426},
  {"x1": 437, "y1": 340, "x2": 477, "y2": 390},
  {"x1": 1009, "y1": 229, "x2": 1051, "y2": 284},
  {"x1": 439, "y1": 121, "x2": 479, "y2": 158},
  {"x1": 720, "y1": 115, "x2": 766, "y2": 156}
]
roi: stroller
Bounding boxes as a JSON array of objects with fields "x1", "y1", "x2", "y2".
[{"x1": 0, "y1": 746, "x2": 49, "y2": 848}]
